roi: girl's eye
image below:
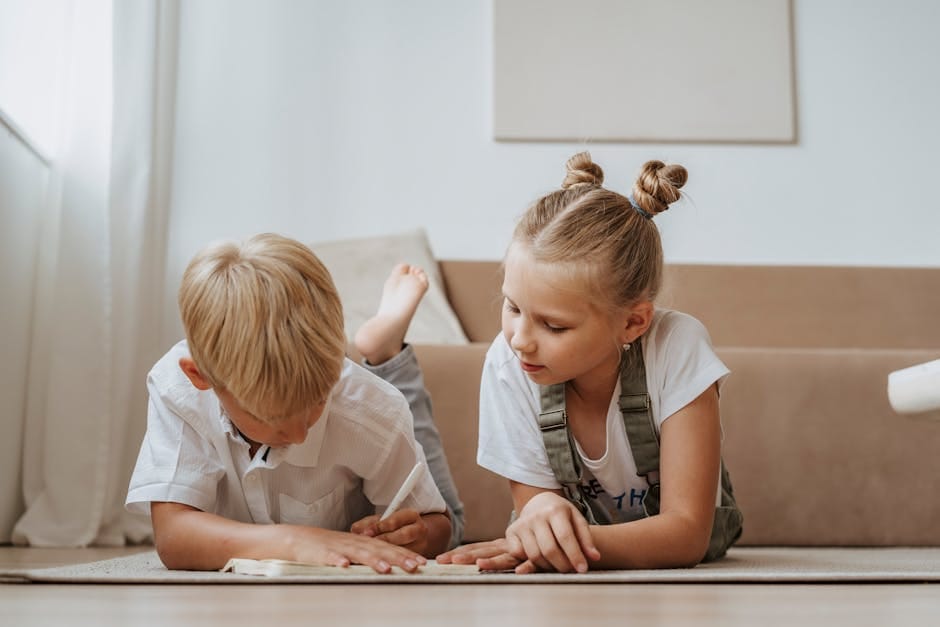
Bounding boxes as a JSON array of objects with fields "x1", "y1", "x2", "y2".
[
  {"x1": 545, "y1": 323, "x2": 567, "y2": 333},
  {"x1": 504, "y1": 301, "x2": 520, "y2": 314}
]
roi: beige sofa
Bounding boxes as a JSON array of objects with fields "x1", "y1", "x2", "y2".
[{"x1": 414, "y1": 261, "x2": 940, "y2": 546}]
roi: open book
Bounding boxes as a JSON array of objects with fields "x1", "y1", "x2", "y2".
[{"x1": 222, "y1": 558, "x2": 480, "y2": 577}]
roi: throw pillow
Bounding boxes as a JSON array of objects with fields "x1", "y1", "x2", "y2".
[{"x1": 311, "y1": 229, "x2": 468, "y2": 346}]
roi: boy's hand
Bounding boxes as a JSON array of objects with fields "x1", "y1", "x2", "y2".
[
  {"x1": 150, "y1": 502, "x2": 426, "y2": 573},
  {"x1": 287, "y1": 525, "x2": 426, "y2": 574},
  {"x1": 350, "y1": 509, "x2": 430, "y2": 553},
  {"x1": 504, "y1": 492, "x2": 600, "y2": 573}
]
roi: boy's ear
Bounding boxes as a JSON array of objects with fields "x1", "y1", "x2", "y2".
[
  {"x1": 179, "y1": 357, "x2": 213, "y2": 391},
  {"x1": 621, "y1": 300, "x2": 654, "y2": 345}
]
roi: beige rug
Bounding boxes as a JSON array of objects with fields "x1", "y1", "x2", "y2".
[{"x1": 2, "y1": 547, "x2": 939, "y2": 584}]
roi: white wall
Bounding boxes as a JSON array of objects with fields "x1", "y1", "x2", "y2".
[{"x1": 165, "y1": 0, "x2": 940, "y2": 337}]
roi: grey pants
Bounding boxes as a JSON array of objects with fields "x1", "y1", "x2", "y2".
[{"x1": 362, "y1": 345, "x2": 465, "y2": 549}]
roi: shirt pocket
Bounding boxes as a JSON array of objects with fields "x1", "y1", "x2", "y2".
[{"x1": 277, "y1": 488, "x2": 345, "y2": 529}]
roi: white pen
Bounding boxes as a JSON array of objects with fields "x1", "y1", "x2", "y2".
[{"x1": 380, "y1": 461, "x2": 425, "y2": 521}]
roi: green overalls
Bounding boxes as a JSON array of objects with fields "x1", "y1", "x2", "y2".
[{"x1": 537, "y1": 342, "x2": 743, "y2": 562}]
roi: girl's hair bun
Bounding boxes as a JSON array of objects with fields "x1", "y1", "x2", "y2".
[
  {"x1": 632, "y1": 160, "x2": 688, "y2": 217},
  {"x1": 562, "y1": 151, "x2": 604, "y2": 189}
]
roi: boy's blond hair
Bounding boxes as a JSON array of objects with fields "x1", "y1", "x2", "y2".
[
  {"x1": 512, "y1": 151, "x2": 688, "y2": 312},
  {"x1": 178, "y1": 233, "x2": 346, "y2": 422}
]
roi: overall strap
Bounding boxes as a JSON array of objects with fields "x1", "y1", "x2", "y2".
[
  {"x1": 618, "y1": 343, "x2": 659, "y2": 479},
  {"x1": 620, "y1": 342, "x2": 744, "y2": 561},
  {"x1": 538, "y1": 380, "x2": 596, "y2": 523},
  {"x1": 538, "y1": 344, "x2": 656, "y2": 523}
]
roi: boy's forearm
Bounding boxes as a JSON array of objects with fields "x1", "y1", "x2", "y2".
[
  {"x1": 152, "y1": 502, "x2": 450, "y2": 570},
  {"x1": 151, "y1": 502, "x2": 294, "y2": 570}
]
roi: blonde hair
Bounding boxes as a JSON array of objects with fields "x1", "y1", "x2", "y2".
[
  {"x1": 512, "y1": 151, "x2": 687, "y2": 310},
  {"x1": 178, "y1": 233, "x2": 346, "y2": 422}
]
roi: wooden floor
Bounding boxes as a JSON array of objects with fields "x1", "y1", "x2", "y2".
[{"x1": 2, "y1": 546, "x2": 939, "y2": 626}]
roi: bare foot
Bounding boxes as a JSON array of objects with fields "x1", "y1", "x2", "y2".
[{"x1": 354, "y1": 263, "x2": 429, "y2": 365}]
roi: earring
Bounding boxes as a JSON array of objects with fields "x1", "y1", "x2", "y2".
[{"x1": 622, "y1": 343, "x2": 631, "y2": 352}]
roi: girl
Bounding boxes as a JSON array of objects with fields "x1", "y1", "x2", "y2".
[{"x1": 438, "y1": 152, "x2": 741, "y2": 573}]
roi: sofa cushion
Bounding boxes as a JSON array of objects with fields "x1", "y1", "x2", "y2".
[
  {"x1": 719, "y1": 347, "x2": 940, "y2": 546},
  {"x1": 414, "y1": 343, "x2": 513, "y2": 543},
  {"x1": 438, "y1": 261, "x2": 505, "y2": 344},
  {"x1": 415, "y1": 336, "x2": 940, "y2": 546}
]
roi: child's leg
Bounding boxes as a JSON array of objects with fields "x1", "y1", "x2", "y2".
[
  {"x1": 354, "y1": 264, "x2": 465, "y2": 550},
  {"x1": 354, "y1": 263, "x2": 428, "y2": 366}
]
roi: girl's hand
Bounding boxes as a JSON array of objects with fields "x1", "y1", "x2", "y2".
[
  {"x1": 436, "y1": 538, "x2": 523, "y2": 572},
  {"x1": 350, "y1": 509, "x2": 430, "y2": 553},
  {"x1": 505, "y1": 492, "x2": 600, "y2": 573}
]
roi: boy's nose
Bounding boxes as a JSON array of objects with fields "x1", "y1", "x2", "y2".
[{"x1": 281, "y1": 421, "x2": 309, "y2": 445}]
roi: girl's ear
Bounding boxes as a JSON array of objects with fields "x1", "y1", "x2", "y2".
[
  {"x1": 179, "y1": 357, "x2": 213, "y2": 391},
  {"x1": 620, "y1": 300, "x2": 654, "y2": 345}
]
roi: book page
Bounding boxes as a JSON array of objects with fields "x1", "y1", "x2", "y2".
[{"x1": 222, "y1": 558, "x2": 480, "y2": 577}]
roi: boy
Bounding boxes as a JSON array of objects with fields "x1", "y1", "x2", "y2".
[{"x1": 126, "y1": 233, "x2": 462, "y2": 572}]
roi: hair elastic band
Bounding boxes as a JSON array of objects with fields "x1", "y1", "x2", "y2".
[{"x1": 628, "y1": 194, "x2": 654, "y2": 220}]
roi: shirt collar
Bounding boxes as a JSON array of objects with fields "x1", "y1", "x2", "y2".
[
  {"x1": 217, "y1": 394, "x2": 332, "y2": 468},
  {"x1": 271, "y1": 392, "x2": 332, "y2": 468}
]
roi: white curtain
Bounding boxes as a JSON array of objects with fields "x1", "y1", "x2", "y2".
[{"x1": 13, "y1": 0, "x2": 178, "y2": 546}]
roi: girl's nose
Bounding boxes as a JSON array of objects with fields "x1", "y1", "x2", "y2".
[{"x1": 510, "y1": 321, "x2": 535, "y2": 354}]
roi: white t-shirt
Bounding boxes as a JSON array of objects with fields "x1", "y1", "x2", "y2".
[
  {"x1": 477, "y1": 309, "x2": 729, "y2": 524},
  {"x1": 126, "y1": 341, "x2": 446, "y2": 530}
]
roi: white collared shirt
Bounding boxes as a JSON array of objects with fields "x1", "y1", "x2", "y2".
[{"x1": 126, "y1": 341, "x2": 445, "y2": 529}]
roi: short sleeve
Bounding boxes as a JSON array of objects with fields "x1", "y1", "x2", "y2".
[
  {"x1": 358, "y1": 392, "x2": 447, "y2": 517},
  {"x1": 125, "y1": 386, "x2": 226, "y2": 515},
  {"x1": 645, "y1": 311, "x2": 730, "y2": 427}
]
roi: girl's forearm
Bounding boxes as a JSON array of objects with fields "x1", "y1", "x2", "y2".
[{"x1": 589, "y1": 512, "x2": 712, "y2": 570}]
